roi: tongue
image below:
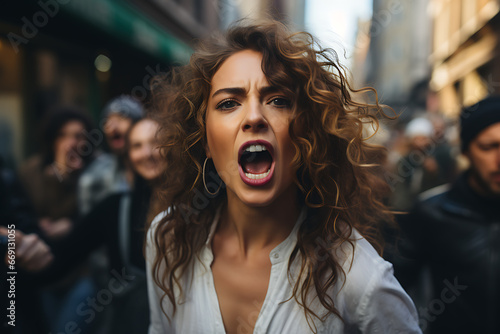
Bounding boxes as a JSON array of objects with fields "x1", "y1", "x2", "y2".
[{"x1": 243, "y1": 160, "x2": 271, "y2": 174}]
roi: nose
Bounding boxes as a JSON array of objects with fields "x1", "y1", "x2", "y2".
[
  {"x1": 241, "y1": 100, "x2": 268, "y2": 132},
  {"x1": 68, "y1": 136, "x2": 79, "y2": 149},
  {"x1": 138, "y1": 144, "x2": 154, "y2": 160},
  {"x1": 65, "y1": 132, "x2": 82, "y2": 149}
]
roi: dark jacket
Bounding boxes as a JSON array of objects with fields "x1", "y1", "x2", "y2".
[
  {"x1": 0, "y1": 163, "x2": 49, "y2": 333},
  {"x1": 38, "y1": 176, "x2": 154, "y2": 334},
  {"x1": 394, "y1": 172, "x2": 500, "y2": 334}
]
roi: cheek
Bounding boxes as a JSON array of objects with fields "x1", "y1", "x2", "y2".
[
  {"x1": 206, "y1": 124, "x2": 238, "y2": 180},
  {"x1": 129, "y1": 151, "x2": 141, "y2": 167},
  {"x1": 470, "y1": 150, "x2": 491, "y2": 169},
  {"x1": 117, "y1": 120, "x2": 131, "y2": 134},
  {"x1": 103, "y1": 121, "x2": 113, "y2": 133},
  {"x1": 76, "y1": 138, "x2": 86, "y2": 148},
  {"x1": 54, "y1": 138, "x2": 68, "y2": 152},
  {"x1": 275, "y1": 123, "x2": 294, "y2": 159},
  {"x1": 206, "y1": 114, "x2": 227, "y2": 158},
  {"x1": 480, "y1": 155, "x2": 497, "y2": 171},
  {"x1": 281, "y1": 142, "x2": 295, "y2": 171},
  {"x1": 118, "y1": 125, "x2": 127, "y2": 135},
  {"x1": 207, "y1": 130, "x2": 232, "y2": 167},
  {"x1": 152, "y1": 149, "x2": 162, "y2": 161}
]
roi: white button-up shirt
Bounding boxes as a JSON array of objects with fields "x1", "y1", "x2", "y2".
[{"x1": 146, "y1": 209, "x2": 421, "y2": 333}]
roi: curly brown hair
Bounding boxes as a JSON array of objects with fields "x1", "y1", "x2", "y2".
[{"x1": 149, "y1": 20, "x2": 395, "y2": 330}]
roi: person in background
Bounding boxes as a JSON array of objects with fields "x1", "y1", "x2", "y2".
[
  {"x1": 76, "y1": 96, "x2": 144, "y2": 332},
  {"x1": 18, "y1": 106, "x2": 97, "y2": 334},
  {"x1": 0, "y1": 155, "x2": 53, "y2": 334},
  {"x1": 43, "y1": 117, "x2": 166, "y2": 333},
  {"x1": 389, "y1": 117, "x2": 442, "y2": 211},
  {"x1": 428, "y1": 113, "x2": 458, "y2": 184},
  {"x1": 395, "y1": 95, "x2": 500, "y2": 334},
  {"x1": 19, "y1": 107, "x2": 95, "y2": 236},
  {"x1": 78, "y1": 95, "x2": 144, "y2": 215}
]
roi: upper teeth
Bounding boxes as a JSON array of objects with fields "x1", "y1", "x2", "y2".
[{"x1": 245, "y1": 144, "x2": 267, "y2": 153}]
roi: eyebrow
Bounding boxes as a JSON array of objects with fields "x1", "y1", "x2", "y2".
[
  {"x1": 211, "y1": 87, "x2": 246, "y2": 99},
  {"x1": 211, "y1": 86, "x2": 282, "y2": 99},
  {"x1": 259, "y1": 86, "x2": 280, "y2": 96}
]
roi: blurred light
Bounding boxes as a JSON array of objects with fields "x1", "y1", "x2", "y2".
[{"x1": 94, "y1": 54, "x2": 112, "y2": 72}]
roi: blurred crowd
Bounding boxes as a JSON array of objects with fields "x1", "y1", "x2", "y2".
[
  {"x1": 1, "y1": 96, "x2": 165, "y2": 334},
  {"x1": 383, "y1": 98, "x2": 500, "y2": 333},
  {"x1": 1, "y1": 90, "x2": 499, "y2": 334}
]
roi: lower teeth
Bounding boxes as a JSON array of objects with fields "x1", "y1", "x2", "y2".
[{"x1": 245, "y1": 169, "x2": 270, "y2": 180}]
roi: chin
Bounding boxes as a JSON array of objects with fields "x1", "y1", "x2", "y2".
[
  {"x1": 235, "y1": 189, "x2": 282, "y2": 208},
  {"x1": 142, "y1": 174, "x2": 158, "y2": 181}
]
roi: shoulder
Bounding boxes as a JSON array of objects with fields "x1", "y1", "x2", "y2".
[
  {"x1": 418, "y1": 183, "x2": 451, "y2": 202},
  {"x1": 92, "y1": 152, "x2": 115, "y2": 165},
  {"x1": 81, "y1": 153, "x2": 115, "y2": 175},
  {"x1": 417, "y1": 173, "x2": 469, "y2": 208},
  {"x1": 417, "y1": 183, "x2": 452, "y2": 210},
  {"x1": 150, "y1": 210, "x2": 170, "y2": 229},
  {"x1": 335, "y1": 231, "x2": 420, "y2": 332},
  {"x1": 79, "y1": 154, "x2": 119, "y2": 192},
  {"x1": 19, "y1": 155, "x2": 42, "y2": 174},
  {"x1": 146, "y1": 209, "x2": 171, "y2": 246},
  {"x1": 411, "y1": 181, "x2": 460, "y2": 221},
  {"x1": 337, "y1": 232, "x2": 390, "y2": 300},
  {"x1": 18, "y1": 156, "x2": 45, "y2": 188}
]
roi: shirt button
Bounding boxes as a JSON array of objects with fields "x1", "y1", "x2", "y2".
[{"x1": 273, "y1": 253, "x2": 279, "y2": 259}]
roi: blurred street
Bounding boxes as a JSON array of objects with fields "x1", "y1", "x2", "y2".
[{"x1": 2, "y1": 0, "x2": 500, "y2": 333}]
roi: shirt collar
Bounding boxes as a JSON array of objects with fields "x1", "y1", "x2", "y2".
[{"x1": 203, "y1": 206, "x2": 307, "y2": 265}]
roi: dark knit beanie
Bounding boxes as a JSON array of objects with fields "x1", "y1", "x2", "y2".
[
  {"x1": 460, "y1": 95, "x2": 500, "y2": 151},
  {"x1": 102, "y1": 95, "x2": 143, "y2": 121}
]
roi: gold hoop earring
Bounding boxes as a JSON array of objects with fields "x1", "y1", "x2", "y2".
[{"x1": 203, "y1": 158, "x2": 222, "y2": 196}]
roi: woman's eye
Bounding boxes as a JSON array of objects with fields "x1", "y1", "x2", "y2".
[
  {"x1": 216, "y1": 100, "x2": 239, "y2": 110},
  {"x1": 269, "y1": 97, "x2": 291, "y2": 108}
]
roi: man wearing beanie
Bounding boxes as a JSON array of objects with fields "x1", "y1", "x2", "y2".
[
  {"x1": 393, "y1": 96, "x2": 500, "y2": 334},
  {"x1": 78, "y1": 95, "x2": 144, "y2": 215}
]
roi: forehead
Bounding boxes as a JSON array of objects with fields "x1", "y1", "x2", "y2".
[
  {"x1": 130, "y1": 120, "x2": 158, "y2": 141},
  {"x1": 60, "y1": 120, "x2": 85, "y2": 132},
  {"x1": 210, "y1": 50, "x2": 267, "y2": 91},
  {"x1": 474, "y1": 122, "x2": 500, "y2": 142}
]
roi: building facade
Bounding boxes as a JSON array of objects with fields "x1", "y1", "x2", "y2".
[
  {"x1": 359, "y1": 0, "x2": 433, "y2": 122},
  {"x1": 1, "y1": 0, "x2": 207, "y2": 167},
  {"x1": 430, "y1": 0, "x2": 500, "y2": 117},
  {"x1": 0, "y1": 0, "x2": 306, "y2": 167}
]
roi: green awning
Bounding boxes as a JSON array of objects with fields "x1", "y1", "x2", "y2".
[{"x1": 62, "y1": 0, "x2": 192, "y2": 63}]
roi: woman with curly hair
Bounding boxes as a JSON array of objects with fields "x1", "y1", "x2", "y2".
[{"x1": 146, "y1": 21, "x2": 420, "y2": 334}]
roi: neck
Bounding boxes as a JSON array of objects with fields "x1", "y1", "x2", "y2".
[{"x1": 220, "y1": 186, "x2": 301, "y2": 257}]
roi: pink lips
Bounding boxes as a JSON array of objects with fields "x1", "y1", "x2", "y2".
[
  {"x1": 238, "y1": 140, "x2": 275, "y2": 186},
  {"x1": 492, "y1": 173, "x2": 500, "y2": 183}
]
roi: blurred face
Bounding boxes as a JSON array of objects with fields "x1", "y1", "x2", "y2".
[
  {"x1": 128, "y1": 119, "x2": 165, "y2": 181},
  {"x1": 465, "y1": 122, "x2": 500, "y2": 198},
  {"x1": 54, "y1": 121, "x2": 86, "y2": 170},
  {"x1": 205, "y1": 50, "x2": 297, "y2": 207},
  {"x1": 104, "y1": 114, "x2": 132, "y2": 154},
  {"x1": 411, "y1": 135, "x2": 432, "y2": 151}
]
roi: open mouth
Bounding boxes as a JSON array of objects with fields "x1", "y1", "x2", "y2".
[
  {"x1": 238, "y1": 141, "x2": 275, "y2": 186},
  {"x1": 110, "y1": 133, "x2": 125, "y2": 148}
]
